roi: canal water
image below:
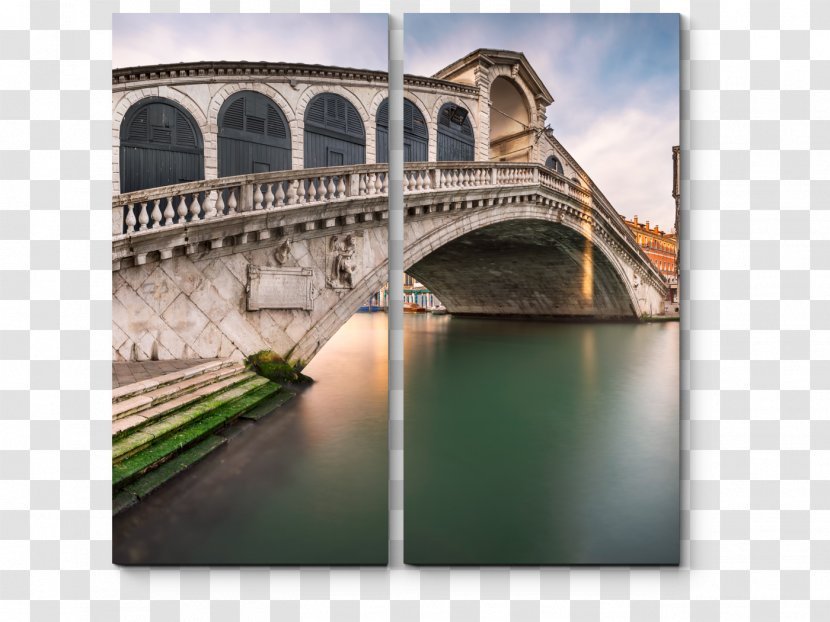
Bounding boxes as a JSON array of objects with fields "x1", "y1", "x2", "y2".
[
  {"x1": 113, "y1": 313, "x2": 388, "y2": 565},
  {"x1": 404, "y1": 314, "x2": 679, "y2": 565}
]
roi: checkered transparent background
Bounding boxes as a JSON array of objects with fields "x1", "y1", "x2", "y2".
[{"x1": 1, "y1": 0, "x2": 828, "y2": 620}]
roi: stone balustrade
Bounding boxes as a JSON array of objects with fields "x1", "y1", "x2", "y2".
[{"x1": 111, "y1": 161, "x2": 664, "y2": 290}]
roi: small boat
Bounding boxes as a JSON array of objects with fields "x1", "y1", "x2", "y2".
[
  {"x1": 430, "y1": 306, "x2": 448, "y2": 315},
  {"x1": 357, "y1": 304, "x2": 384, "y2": 313},
  {"x1": 403, "y1": 302, "x2": 427, "y2": 313}
]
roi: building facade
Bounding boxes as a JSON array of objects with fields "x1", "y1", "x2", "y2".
[{"x1": 622, "y1": 212, "x2": 677, "y2": 308}]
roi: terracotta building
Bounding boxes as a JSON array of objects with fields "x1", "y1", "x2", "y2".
[{"x1": 623, "y1": 216, "x2": 677, "y2": 280}]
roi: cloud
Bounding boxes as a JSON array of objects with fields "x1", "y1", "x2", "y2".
[
  {"x1": 405, "y1": 14, "x2": 679, "y2": 228},
  {"x1": 113, "y1": 14, "x2": 388, "y2": 70}
]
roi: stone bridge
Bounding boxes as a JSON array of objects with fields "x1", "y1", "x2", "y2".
[
  {"x1": 112, "y1": 161, "x2": 666, "y2": 364},
  {"x1": 111, "y1": 50, "x2": 667, "y2": 365}
]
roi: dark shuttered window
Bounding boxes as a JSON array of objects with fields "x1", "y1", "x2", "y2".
[
  {"x1": 119, "y1": 97, "x2": 204, "y2": 193},
  {"x1": 545, "y1": 155, "x2": 564, "y2": 175},
  {"x1": 304, "y1": 93, "x2": 365, "y2": 168},
  {"x1": 218, "y1": 91, "x2": 291, "y2": 177},
  {"x1": 376, "y1": 98, "x2": 428, "y2": 164},
  {"x1": 436, "y1": 102, "x2": 474, "y2": 162}
]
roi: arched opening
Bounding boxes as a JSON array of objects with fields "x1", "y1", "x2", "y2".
[
  {"x1": 489, "y1": 76, "x2": 532, "y2": 162},
  {"x1": 437, "y1": 102, "x2": 475, "y2": 161},
  {"x1": 545, "y1": 155, "x2": 564, "y2": 175},
  {"x1": 376, "y1": 98, "x2": 428, "y2": 163},
  {"x1": 405, "y1": 218, "x2": 637, "y2": 319},
  {"x1": 304, "y1": 93, "x2": 365, "y2": 168},
  {"x1": 218, "y1": 91, "x2": 291, "y2": 177},
  {"x1": 119, "y1": 97, "x2": 204, "y2": 193}
]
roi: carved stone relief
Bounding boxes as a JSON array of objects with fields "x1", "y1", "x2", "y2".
[
  {"x1": 274, "y1": 239, "x2": 292, "y2": 265},
  {"x1": 326, "y1": 233, "x2": 361, "y2": 289},
  {"x1": 246, "y1": 264, "x2": 314, "y2": 311}
]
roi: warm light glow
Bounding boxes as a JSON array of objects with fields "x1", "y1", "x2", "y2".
[{"x1": 581, "y1": 233, "x2": 594, "y2": 304}]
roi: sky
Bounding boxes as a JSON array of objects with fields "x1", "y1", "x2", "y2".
[
  {"x1": 112, "y1": 13, "x2": 676, "y2": 230},
  {"x1": 406, "y1": 14, "x2": 679, "y2": 231},
  {"x1": 112, "y1": 14, "x2": 388, "y2": 71}
]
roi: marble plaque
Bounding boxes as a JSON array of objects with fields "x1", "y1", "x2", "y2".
[{"x1": 246, "y1": 265, "x2": 313, "y2": 311}]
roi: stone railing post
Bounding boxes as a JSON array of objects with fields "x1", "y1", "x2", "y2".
[
  {"x1": 532, "y1": 166, "x2": 539, "y2": 184},
  {"x1": 491, "y1": 167, "x2": 498, "y2": 185},
  {"x1": 349, "y1": 173, "x2": 360, "y2": 197},
  {"x1": 113, "y1": 206, "x2": 124, "y2": 236},
  {"x1": 240, "y1": 183, "x2": 254, "y2": 212}
]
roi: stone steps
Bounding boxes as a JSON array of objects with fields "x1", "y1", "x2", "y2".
[
  {"x1": 112, "y1": 368, "x2": 257, "y2": 439},
  {"x1": 112, "y1": 359, "x2": 239, "y2": 404},
  {"x1": 112, "y1": 362, "x2": 247, "y2": 421},
  {"x1": 112, "y1": 379, "x2": 281, "y2": 494},
  {"x1": 112, "y1": 375, "x2": 271, "y2": 462}
]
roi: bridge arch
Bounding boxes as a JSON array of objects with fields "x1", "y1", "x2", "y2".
[
  {"x1": 402, "y1": 205, "x2": 645, "y2": 320},
  {"x1": 488, "y1": 75, "x2": 532, "y2": 161}
]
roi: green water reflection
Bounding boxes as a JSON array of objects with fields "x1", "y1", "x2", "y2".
[{"x1": 404, "y1": 315, "x2": 679, "y2": 565}]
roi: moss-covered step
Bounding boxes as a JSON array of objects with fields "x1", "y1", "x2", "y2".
[
  {"x1": 112, "y1": 370, "x2": 257, "y2": 440},
  {"x1": 113, "y1": 363, "x2": 246, "y2": 420},
  {"x1": 112, "y1": 376, "x2": 270, "y2": 461},
  {"x1": 239, "y1": 389, "x2": 296, "y2": 422},
  {"x1": 114, "y1": 435, "x2": 228, "y2": 514},
  {"x1": 112, "y1": 381, "x2": 281, "y2": 491}
]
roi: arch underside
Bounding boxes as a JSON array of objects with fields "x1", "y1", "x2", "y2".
[{"x1": 406, "y1": 219, "x2": 637, "y2": 319}]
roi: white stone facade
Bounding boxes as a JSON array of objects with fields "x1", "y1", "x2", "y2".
[{"x1": 111, "y1": 52, "x2": 669, "y2": 364}]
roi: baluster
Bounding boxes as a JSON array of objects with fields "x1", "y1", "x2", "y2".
[
  {"x1": 177, "y1": 195, "x2": 188, "y2": 221},
  {"x1": 382, "y1": 172, "x2": 389, "y2": 193},
  {"x1": 137, "y1": 201, "x2": 149, "y2": 231},
  {"x1": 307, "y1": 178, "x2": 317, "y2": 202},
  {"x1": 367, "y1": 174, "x2": 376, "y2": 196},
  {"x1": 203, "y1": 190, "x2": 216, "y2": 219},
  {"x1": 150, "y1": 199, "x2": 162, "y2": 227},
  {"x1": 286, "y1": 180, "x2": 297, "y2": 205},
  {"x1": 264, "y1": 183, "x2": 274, "y2": 209},
  {"x1": 125, "y1": 203, "x2": 137, "y2": 232},
  {"x1": 163, "y1": 197, "x2": 175, "y2": 225},
  {"x1": 438, "y1": 170, "x2": 446, "y2": 189},
  {"x1": 451, "y1": 170, "x2": 459, "y2": 187},
  {"x1": 253, "y1": 183, "x2": 264, "y2": 210},
  {"x1": 275, "y1": 181, "x2": 285, "y2": 206},
  {"x1": 327, "y1": 177, "x2": 336, "y2": 200},
  {"x1": 461, "y1": 170, "x2": 468, "y2": 187},
  {"x1": 297, "y1": 178, "x2": 306, "y2": 204},
  {"x1": 337, "y1": 176, "x2": 347, "y2": 199},
  {"x1": 227, "y1": 190, "x2": 238, "y2": 215},
  {"x1": 373, "y1": 174, "x2": 382, "y2": 195},
  {"x1": 415, "y1": 171, "x2": 423, "y2": 191},
  {"x1": 190, "y1": 193, "x2": 201, "y2": 221},
  {"x1": 359, "y1": 174, "x2": 367, "y2": 196},
  {"x1": 214, "y1": 190, "x2": 225, "y2": 217},
  {"x1": 421, "y1": 170, "x2": 429, "y2": 191}
]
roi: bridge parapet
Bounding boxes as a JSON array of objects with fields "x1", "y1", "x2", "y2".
[{"x1": 112, "y1": 161, "x2": 665, "y2": 292}]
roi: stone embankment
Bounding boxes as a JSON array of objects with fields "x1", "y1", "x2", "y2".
[{"x1": 111, "y1": 359, "x2": 294, "y2": 514}]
